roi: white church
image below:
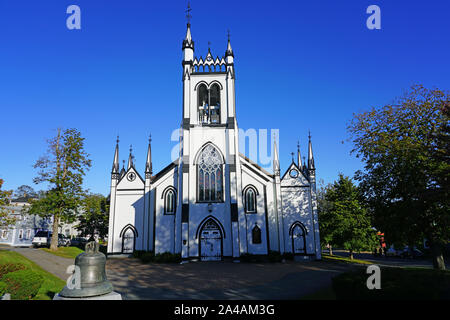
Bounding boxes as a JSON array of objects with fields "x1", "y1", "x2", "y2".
[{"x1": 107, "y1": 19, "x2": 321, "y2": 261}]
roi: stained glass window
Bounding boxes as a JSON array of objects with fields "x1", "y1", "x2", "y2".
[
  {"x1": 245, "y1": 188, "x2": 256, "y2": 213},
  {"x1": 198, "y1": 145, "x2": 223, "y2": 202}
]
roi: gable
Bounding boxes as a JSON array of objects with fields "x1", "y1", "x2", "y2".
[
  {"x1": 280, "y1": 162, "x2": 309, "y2": 187},
  {"x1": 116, "y1": 166, "x2": 145, "y2": 190}
]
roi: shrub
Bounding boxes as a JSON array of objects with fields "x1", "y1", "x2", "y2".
[
  {"x1": 268, "y1": 251, "x2": 282, "y2": 262},
  {"x1": 2, "y1": 269, "x2": 44, "y2": 300},
  {"x1": 282, "y1": 252, "x2": 294, "y2": 261},
  {"x1": 136, "y1": 251, "x2": 181, "y2": 263},
  {"x1": 154, "y1": 252, "x2": 182, "y2": 263},
  {"x1": 0, "y1": 263, "x2": 26, "y2": 279},
  {"x1": 132, "y1": 250, "x2": 146, "y2": 259},
  {"x1": 240, "y1": 253, "x2": 266, "y2": 263}
]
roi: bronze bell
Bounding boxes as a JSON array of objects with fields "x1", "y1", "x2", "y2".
[{"x1": 59, "y1": 241, "x2": 113, "y2": 298}]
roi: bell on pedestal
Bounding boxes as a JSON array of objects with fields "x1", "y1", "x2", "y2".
[{"x1": 59, "y1": 241, "x2": 113, "y2": 298}]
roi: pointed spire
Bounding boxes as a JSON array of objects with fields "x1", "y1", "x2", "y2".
[
  {"x1": 145, "y1": 134, "x2": 152, "y2": 175},
  {"x1": 112, "y1": 136, "x2": 120, "y2": 173},
  {"x1": 308, "y1": 131, "x2": 315, "y2": 170},
  {"x1": 273, "y1": 134, "x2": 280, "y2": 176},
  {"x1": 127, "y1": 145, "x2": 134, "y2": 170},
  {"x1": 297, "y1": 140, "x2": 303, "y2": 171},
  {"x1": 182, "y1": 2, "x2": 194, "y2": 50},
  {"x1": 120, "y1": 160, "x2": 126, "y2": 179},
  {"x1": 225, "y1": 29, "x2": 234, "y2": 57}
]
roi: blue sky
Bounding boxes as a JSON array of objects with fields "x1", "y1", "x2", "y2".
[{"x1": 1, "y1": 0, "x2": 449, "y2": 196}]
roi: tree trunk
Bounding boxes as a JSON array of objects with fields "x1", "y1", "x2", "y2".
[
  {"x1": 329, "y1": 245, "x2": 333, "y2": 256},
  {"x1": 349, "y1": 250, "x2": 354, "y2": 260},
  {"x1": 50, "y1": 214, "x2": 59, "y2": 251},
  {"x1": 431, "y1": 243, "x2": 446, "y2": 270}
]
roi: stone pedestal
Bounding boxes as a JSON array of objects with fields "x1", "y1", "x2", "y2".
[{"x1": 53, "y1": 291, "x2": 122, "y2": 300}]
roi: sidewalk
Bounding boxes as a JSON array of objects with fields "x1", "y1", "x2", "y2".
[{"x1": 11, "y1": 247, "x2": 74, "y2": 281}]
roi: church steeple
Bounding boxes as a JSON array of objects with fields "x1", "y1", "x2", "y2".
[
  {"x1": 182, "y1": 2, "x2": 194, "y2": 51},
  {"x1": 145, "y1": 135, "x2": 152, "y2": 176},
  {"x1": 273, "y1": 135, "x2": 280, "y2": 176},
  {"x1": 127, "y1": 145, "x2": 134, "y2": 170},
  {"x1": 112, "y1": 136, "x2": 119, "y2": 174},
  {"x1": 308, "y1": 132, "x2": 315, "y2": 171},
  {"x1": 225, "y1": 30, "x2": 234, "y2": 58},
  {"x1": 297, "y1": 140, "x2": 303, "y2": 171}
]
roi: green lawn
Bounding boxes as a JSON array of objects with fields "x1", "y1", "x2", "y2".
[
  {"x1": 0, "y1": 250, "x2": 65, "y2": 300},
  {"x1": 322, "y1": 253, "x2": 373, "y2": 265},
  {"x1": 332, "y1": 266, "x2": 450, "y2": 300},
  {"x1": 41, "y1": 246, "x2": 84, "y2": 259}
]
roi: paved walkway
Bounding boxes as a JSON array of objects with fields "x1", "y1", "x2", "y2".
[
  {"x1": 10, "y1": 247, "x2": 74, "y2": 281},
  {"x1": 105, "y1": 258, "x2": 352, "y2": 300},
  {"x1": 3, "y1": 247, "x2": 354, "y2": 299}
]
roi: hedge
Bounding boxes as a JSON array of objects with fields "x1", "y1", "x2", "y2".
[{"x1": 133, "y1": 251, "x2": 182, "y2": 263}]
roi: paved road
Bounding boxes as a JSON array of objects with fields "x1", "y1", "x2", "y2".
[
  {"x1": 329, "y1": 250, "x2": 435, "y2": 269},
  {"x1": 2, "y1": 247, "x2": 354, "y2": 299}
]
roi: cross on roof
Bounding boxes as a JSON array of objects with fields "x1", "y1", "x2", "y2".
[{"x1": 185, "y1": 2, "x2": 192, "y2": 23}]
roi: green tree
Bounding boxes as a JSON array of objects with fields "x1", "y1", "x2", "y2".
[
  {"x1": 29, "y1": 128, "x2": 91, "y2": 250},
  {"x1": 348, "y1": 85, "x2": 449, "y2": 270},
  {"x1": 317, "y1": 181, "x2": 335, "y2": 255},
  {"x1": 14, "y1": 185, "x2": 37, "y2": 200},
  {"x1": 76, "y1": 194, "x2": 109, "y2": 241},
  {"x1": 318, "y1": 174, "x2": 377, "y2": 259},
  {"x1": 0, "y1": 179, "x2": 16, "y2": 228}
]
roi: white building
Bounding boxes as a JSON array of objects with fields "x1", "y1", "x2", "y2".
[{"x1": 107, "y1": 21, "x2": 321, "y2": 261}]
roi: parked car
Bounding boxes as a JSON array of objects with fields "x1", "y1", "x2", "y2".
[
  {"x1": 32, "y1": 231, "x2": 70, "y2": 248},
  {"x1": 70, "y1": 237, "x2": 88, "y2": 248},
  {"x1": 32, "y1": 230, "x2": 51, "y2": 248},
  {"x1": 400, "y1": 247, "x2": 423, "y2": 259}
]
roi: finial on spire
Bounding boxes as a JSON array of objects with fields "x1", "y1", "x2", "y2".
[
  {"x1": 127, "y1": 145, "x2": 134, "y2": 170},
  {"x1": 297, "y1": 140, "x2": 303, "y2": 170},
  {"x1": 185, "y1": 1, "x2": 192, "y2": 25},
  {"x1": 146, "y1": 134, "x2": 153, "y2": 175},
  {"x1": 291, "y1": 152, "x2": 294, "y2": 162},
  {"x1": 227, "y1": 29, "x2": 230, "y2": 41},
  {"x1": 116, "y1": 135, "x2": 119, "y2": 144}
]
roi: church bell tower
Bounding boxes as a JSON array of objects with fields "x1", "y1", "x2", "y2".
[{"x1": 177, "y1": 4, "x2": 244, "y2": 259}]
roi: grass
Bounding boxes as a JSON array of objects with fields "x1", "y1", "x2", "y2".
[
  {"x1": 332, "y1": 266, "x2": 450, "y2": 300},
  {"x1": 322, "y1": 253, "x2": 373, "y2": 265},
  {"x1": 301, "y1": 285, "x2": 336, "y2": 300},
  {"x1": 40, "y1": 246, "x2": 84, "y2": 259},
  {"x1": 0, "y1": 250, "x2": 65, "y2": 300}
]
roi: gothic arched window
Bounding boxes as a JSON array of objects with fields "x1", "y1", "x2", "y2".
[
  {"x1": 165, "y1": 189, "x2": 175, "y2": 214},
  {"x1": 244, "y1": 186, "x2": 257, "y2": 213},
  {"x1": 197, "y1": 145, "x2": 223, "y2": 202},
  {"x1": 197, "y1": 83, "x2": 221, "y2": 124},
  {"x1": 209, "y1": 84, "x2": 220, "y2": 124},
  {"x1": 252, "y1": 225, "x2": 262, "y2": 244}
]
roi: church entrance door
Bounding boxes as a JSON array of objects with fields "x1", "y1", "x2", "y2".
[
  {"x1": 122, "y1": 228, "x2": 135, "y2": 254},
  {"x1": 291, "y1": 224, "x2": 306, "y2": 255},
  {"x1": 199, "y1": 220, "x2": 222, "y2": 261}
]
